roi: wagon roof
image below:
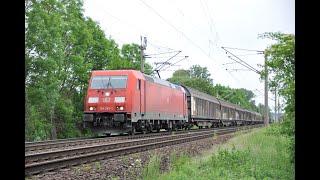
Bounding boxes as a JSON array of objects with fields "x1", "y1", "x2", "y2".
[
  {"x1": 184, "y1": 86, "x2": 220, "y2": 104},
  {"x1": 218, "y1": 99, "x2": 236, "y2": 109}
]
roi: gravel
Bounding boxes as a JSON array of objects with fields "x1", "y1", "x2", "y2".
[{"x1": 26, "y1": 133, "x2": 235, "y2": 180}]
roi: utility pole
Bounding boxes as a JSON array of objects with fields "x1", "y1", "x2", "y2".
[
  {"x1": 274, "y1": 86, "x2": 277, "y2": 123},
  {"x1": 140, "y1": 36, "x2": 147, "y2": 73},
  {"x1": 264, "y1": 53, "x2": 269, "y2": 126},
  {"x1": 221, "y1": 46, "x2": 269, "y2": 126},
  {"x1": 278, "y1": 96, "x2": 281, "y2": 122}
]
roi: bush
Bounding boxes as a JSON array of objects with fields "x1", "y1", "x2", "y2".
[
  {"x1": 25, "y1": 105, "x2": 52, "y2": 141},
  {"x1": 266, "y1": 117, "x2": 295, "y2": 164}
]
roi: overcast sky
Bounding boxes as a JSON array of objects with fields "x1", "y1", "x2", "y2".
[{"x1": 83, "y1": 0, "x2": 295, "y2": 112}]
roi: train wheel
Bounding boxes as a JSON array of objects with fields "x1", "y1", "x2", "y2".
[
  {"x1": 130, "y1": 127, "x2": 136, "y2": 135},
  {"x1": 150, "y1": 124, "x2": 154, "y2": 133},
  {"x1": 173, "y1": 124, "x2": 178, "y2": 131}
]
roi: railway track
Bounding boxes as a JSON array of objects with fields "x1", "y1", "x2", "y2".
[
  {"x1": 25, "y1": 124, "x2": 263, "y2": 176},
  {"x1": 25, "y1": 127, "x2": 233, "y2": 153}
]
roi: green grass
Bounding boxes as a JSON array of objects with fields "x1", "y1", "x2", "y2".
[{"x1": 141, "y1": 126, "x2": 294, "y2": 180}]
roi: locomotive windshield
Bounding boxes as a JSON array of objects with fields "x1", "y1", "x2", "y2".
[{"x1": 90, "y1": 75, "x2": 128, "y2": 89}]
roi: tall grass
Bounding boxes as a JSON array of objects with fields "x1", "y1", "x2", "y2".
[
  {"x1": 142, "y1": 156, "x2": 161, "y2": 180},
  {"x1": 141, "y1": 126, "x2": 294, "y2": 180}
]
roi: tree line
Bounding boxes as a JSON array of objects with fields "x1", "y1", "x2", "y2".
[
  {"x1": 25, "y1": 0, "x2": 153, "y2": 141},
  {"x1": 260, "y1": 32, "x2": 295, "y2": 162}
]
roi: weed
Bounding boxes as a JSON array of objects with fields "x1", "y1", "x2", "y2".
[
  {"x1": 95, "y1": 161, "x2": 101, "y2": 170},
  {"x1": 142, "y1": 156, "x2": 161, "y2": 180}
]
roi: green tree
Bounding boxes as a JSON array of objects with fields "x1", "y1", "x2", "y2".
[
  {"x1": 167, "y1": 69, "x2": 190, "y2": 84},
  {"x1": 25, "y1": 0, "x2": 154, "y2": 141},
  {"x1": 189, "y1": 65, "x2": 213, "y2": 84},
  {"x1": 259, "y1": 32, "x2": 295, "y2": 163},
  {"x1": 259, "y1": 32, "x2": 295, "y2": 133},
  {"x1": 120, "y1": 43, "x2": 153, "y2": 75},
  {"x1": 213, "y1": 85, "x2": 257, "y2": 111},
  {"x1": 168, "y1": 67, "x2": 214, "y2": 95},
  {"x1": 168, "y1": 66, "x2": 258, "y2": 111}
]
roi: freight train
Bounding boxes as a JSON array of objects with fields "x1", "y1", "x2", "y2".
[{"x1": 83, "y1": 70, "x2": 263, "y2": 135}]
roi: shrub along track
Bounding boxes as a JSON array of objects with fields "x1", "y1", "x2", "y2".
[{"x1": 25, "y1": 124, "x2": 263, "y2": 176}]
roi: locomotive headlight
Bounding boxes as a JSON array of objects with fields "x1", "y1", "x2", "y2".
[
  {"x1": 105, "y1": 92, "x2": 110, "y2": 96},
  {"x1": 89, "y1": 107, "x2": 95, "y2": 111},
  {"x1": 114, "y1": 97, "x2": 125, "y2": 103},
  {"x1": 116, "y1": 106, "x2": 124, "y2": 111}
]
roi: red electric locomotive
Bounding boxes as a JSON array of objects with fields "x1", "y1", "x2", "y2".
[{"x1": 83, "y1": 70, "x2": 188, "y2": 135}]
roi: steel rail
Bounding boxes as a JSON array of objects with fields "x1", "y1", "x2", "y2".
[
  {"x1": 25, "y1": 129, "x2": 219, "y2": 163},
  {"x1": 25, "y1": 127, "x2": 235, "y2": 153},
  {"x1": 25, "y1": 125, "x2": 262, "y2": 176}
]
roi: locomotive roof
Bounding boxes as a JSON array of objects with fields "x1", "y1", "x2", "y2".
[
  {"x1": 91, "y1": 70, "x2": 146, "y2": 79},
  {"x1": 143, "y1": 74, "x2": 183, "y2": 90}
]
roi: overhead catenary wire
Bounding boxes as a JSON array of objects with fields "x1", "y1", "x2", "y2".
[
  {"x1": 144, "y1": 40, "x2": 189, "y2": 74},
  {"x1": 96, "y1": 2, "x2": 179, "y2": 60},
  {"x1": 96, "y1": 4, "x2": 149, "y2": 41},
  {"x1": 147, "y1": 40, "x2": 175, "y2": 51},
  {"x1": 226, "y1": 54, "x2": 259, "y2": 74},
  {"x1": 199, "y1": 0, "x2": 218, "y2": 47},
  {"x1": 144, "y1": 51, "x2": 181, "y2": 57},
  {"x1": 222, "y1": 46, "x2": 264, "y2": 53},
  {"x1": 235, "y1": 53, "x2": 264, "y2": 56},
  {"x1": 223, "y1": 47, "x2": 261, "y2": 73},
  {"x1": 153, "y1": 51, "x2": 182, "y2": 71},
  {"x1": 222, "y1": 47, "x2": 261, "y2": 74},
  {"x1": 161, "y1": 56, "x2": 189, "y2": 71},
  {"x1": 138, "y1": 0, "x2": 243, "y2": 87},
  {"x1": 224, "y1": 68, "x2": 241, "y2": 83},
  {"x1": 92, "y1": 0, "x2": 243, "y2": 91},
  {"x1": 147, "y1": 55, "x2": 189, "y2": 59},
  {"x1": 226, "y1": 68, "x2": 251, "y2": 72},
  {"x1": 102, "y1": 0, "x2": 237, "y2": 89},
  {"x1": 138, "y1": 0, "x2": 218, "y2": 63},
  {"x1": 222, "y1": 62, "x2": 237, "y2": 66},
  {"x1": 135, "y1": 2, "x2": 264, "y2": 117},
  {"x1": 199, "y1": 0, "x2": 214, "y2": 54},
  {"x1": 221, "y1": 46, "x2": 267, "y2": 101},
  {"x1": 201, "y1": 0, "x2": 222, "y2": 48}
]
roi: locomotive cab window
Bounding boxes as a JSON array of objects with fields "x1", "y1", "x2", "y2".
[{"x1": 90, "y1": 75, "x2": 128, "y2": 89}]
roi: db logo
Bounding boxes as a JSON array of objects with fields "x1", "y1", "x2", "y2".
[{"x1": 103, "y1": 97, "x2": 110, "y2": 102}]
